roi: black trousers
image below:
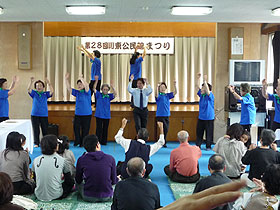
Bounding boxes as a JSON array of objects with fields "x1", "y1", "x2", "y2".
[
  {"x1": 0, "y1": 117, "x2": 9, "y2": 123},
  {"x1": 241, "y1": 124, "x2": 251, "y2": 132},
  {"x1": 31, "y1": 116, "x2": 49, "y2": 146},
  {"x1": 117, "y1": 161, "x2": 153, "y2": 179},
  {"x1": 89, "y1": 80, "x2": 101, "y2": 104},
  {"x1": 13, "y1": 181, "x2": 35, "y2": 195},
  {"x1": 164, "y1": 165, "x2": 200, "y2": 183},
  {"x1": 73, "y1": 115, "x2": 92, "y2": 146},
  {"x1": 130, "y1": 79, "x2": 138, "y2": 106},
  {"x1": 196, "y1": 119, "x2": 214, "y2": 149},
  {"x1": 133, "y1": 107, "x2": 148, "y2": 133},
  {"x1": 272, "y1": 121, "x2": 280, "y2": 131},
  {"x1": 96, "y1": 117, "x2": 110, "y2": 145},
  {"x1": 156, "y1": 116, "x2": 169, "y2": 145}
]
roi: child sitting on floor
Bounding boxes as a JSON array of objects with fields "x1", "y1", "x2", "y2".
[{"x1": 57, "y1": 135, "x2": 76, "y2": 178}]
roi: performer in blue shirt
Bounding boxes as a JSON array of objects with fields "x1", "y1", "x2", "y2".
[
  {"x1": 129, "y1": 44, "x2": 146, "y2": 107},
  {"x1": 262, "y1": 78, "x2": 280, "y2": 131},
  {"x1": 0, "y1": 76, "x2": 19, "y2": 122},
  {"x1": 77, "y1": 45, "x2": 101, "y2": 105},
  {"x1": 228, "y1": 83, "x2": 256, "y2": 131},
  {"x1": 65, "y1": 73, "x2": 92, "y2": 147},
  {"x1": 28, "y1": 77, "x2": 54, "y2": 147},
  {"x1": 155, "y1": 80, "x2": 177, "y2": 147},
  {"x1": 93, "y1": 76, "x2": 116, "y2": 145},
  {"x1": 196, "y1": 74, "x2": 215, "y2": 150},
  {"x1": 128, "y1": 74, "x2": 153, "y2": 133}
]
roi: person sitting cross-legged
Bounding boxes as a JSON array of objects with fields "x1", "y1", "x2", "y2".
[
  {"x1": 193, "y1": 154, "x2": 233, "y2": 210},
  {"x1": 115, "y1": 118, "x2": 164, "y2": 179},
  {"x1": 164, "y1": 130, "x2": 201, "y2": 183},
  {"x1": 75, "y1": 135, "x2": 118, "y2": 202},
  {"x1": 111, "y1": 157, "x2": 161, "y2": 210}
]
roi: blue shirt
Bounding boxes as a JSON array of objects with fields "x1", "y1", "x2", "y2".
[
  {"x1": 127, "y1": 82, "x2": 153, "y2": 108},
  {"x1": 90, "y1": 58, "x2": 101, "y2": 81},
  {"x1": 94, "y1": 91, "x2": 114, "y2": 119},
  {"x1": 29, "y1": 90, "x2": 52, "y2": 117},
  {"x1": 197, "y1": 90, "x2": 215, "y2": 120},
  {"x1": 268, "y1": 93, "x2": 280, "y2": 123},
  {"x1": 156, "y1": 92, "x2": 174, "y2": 117},
  {"x1": 240, "y1": 93, "x2": 256, "y2": 125},
  {"x1": 129, "y1": 57, "x2": 143, "y2": 79},
  {"x1": 72, "y1": 89, "x2": 92, "y2": 116},
  {"x1": 0, "y1": 89, "x2": 9, "y2": 117}
]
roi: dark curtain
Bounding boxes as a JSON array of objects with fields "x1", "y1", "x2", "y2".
[{"x1": 272, "y1": 31, "x2": 280, "y2": 90}]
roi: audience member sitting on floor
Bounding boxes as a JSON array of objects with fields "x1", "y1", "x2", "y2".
[
  {"x1": 233, "y1": 164, "x2": 280, "y2": 210},
  {"x1": 213, "y1": 123, "x2": 247, "y2": 178},
  {"x1": 115, "y1": 118, "x2": 164, "y2": 179},
  {"x1": 0, "y1": 132, "x2": 35, "y2": 195},
  {"x1": 240, "y1": 130, "x2": 251, "y2": 149},
  {"x1": 57, "y1": 135, "x2": 76, "y2": 178},
  {"x1": 32, "y1": 135, "x2": 74, "y2": 201},
  {"x1": 76, "y1": 134, "x2": 118, "y2": 202},
  {"x1": 193, "y1": 154, "x2": 232, "y2": 210},
  {"x1": 241, "y1": 129, "x2": 280, "y2": 188},
  {"x1": 0, "y1": 172, "x2": 24, "y2": 210},
  {"x1": 111, "y1": 157, "x2": 161, "y2": 210},
  {"x1": 164, "y1": 130, "x2": 201, "y2": 183}
]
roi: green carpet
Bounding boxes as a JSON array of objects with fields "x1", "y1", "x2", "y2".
[
  {"x1": 24, "y1": 192, "x2": 112, "y2": 210},
  {"x1": 168, "y1": 177, "x2": 251, "y2": 200}
]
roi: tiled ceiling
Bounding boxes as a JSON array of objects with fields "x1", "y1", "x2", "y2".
[{"x1": 0, "y1": 0, "x2": 280, "y2": 22}]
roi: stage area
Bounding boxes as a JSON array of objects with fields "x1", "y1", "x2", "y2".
[{"x1": 48, "y1": 104, "x2": 199, "y2": 141}]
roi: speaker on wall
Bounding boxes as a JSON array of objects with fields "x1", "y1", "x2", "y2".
[{"x1": 18, "y1": 24, "x2": 32, "y2": 70}]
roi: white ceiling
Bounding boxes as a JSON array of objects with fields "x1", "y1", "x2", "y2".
[{"x1": 0, "y1": 0, "x2": 280, "y2": 22}]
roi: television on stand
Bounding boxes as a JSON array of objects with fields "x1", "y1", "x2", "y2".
[
  {"x1": 225, "y1": 60, "x2": 266, "y2": 112},
  {"x1": 229, "y1": 60, "x2": 265, "y2": 86}
]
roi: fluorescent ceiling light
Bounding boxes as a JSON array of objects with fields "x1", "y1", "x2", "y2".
[
  {"x1": 65, "y1": 6, "x2": 106, "y2": 15},
  {"x1": 0, "y1": 7, "x2": 3, "y2": 15},
  {"x1": 272, "y1": 7, "x2": 280, "y2": 16},
  {"x1": 171, "y1": 6, "x2": 212, "y2": 16}
]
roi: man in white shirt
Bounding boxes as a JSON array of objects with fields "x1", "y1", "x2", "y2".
[
  {"x1": 115, "y1": 118, "x2": 164, "y2": 179},
  {"x1": 128, "y1": 75, "x2": 153, "y2": 133}
]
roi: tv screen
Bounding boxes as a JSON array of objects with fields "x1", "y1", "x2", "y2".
[{"x1": 234, "y1": 62, "x2": 261, "y2": 82}]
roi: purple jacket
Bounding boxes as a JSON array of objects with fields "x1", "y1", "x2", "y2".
[{"x1": 75, "y1": 151, "x2": 118, "y2": 198}]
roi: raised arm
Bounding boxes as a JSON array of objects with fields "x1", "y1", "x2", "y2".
[
  {"x1": 228, "y1": 85, "x2": 242, "y2": 101},
  {"x1": 142, "y1": 46, "x2": 147, "y2": 59},
  {"x1": 203, "y1": 75, "x2": 210, "y2": 95},
  {"x1": 173, "y1": 80, "x2": 177, "y2": 96},
  {"x1": 127, "y1": 74, "x2": 134, "y2": 94},
  {"x1": 27, "y1": 77, "x2": 34, "y2": 94},
  {"x1": 79, "y1": 75, "x2": 89, "y2": 93},
  {"x1": 45, "y1": 78, "x2": 54, "y2": 96},
  {"x1": 77, "y1": 45, "x2": 94, "y2": 60},
  {"x1": 155, "y1": 82, "x2": 160, "y2": 98},
  {"x1": 144, "y1": 78, "x2": 153, "y2": 95},
  {"x1": 134, "y1": 44, "x2": 139, "y2": 53},
  {"x1": 114, "y1": 118, "x2": 131, "y2": 152},
  {"x1": 195, "y1": 73, "x2": 201, "y2": 91},
  {"x1": 261, "y1": 79, "x2": 269, "y2": 99},
  {"x1": 65, "y1": 73, "x2": 72, "y2": 93},
  {"x1": 110, "y1": 81, "x2": 117, "y2": 97},
  {"x1": 8, "y1": 76, "x2": 19, "y2": 96},
  {"x1": 149, "y1": 121, "x2": 165, "y2": 156},
  {"x1": 159, "y1": 180, "x2": 246, "y2": 210}
]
